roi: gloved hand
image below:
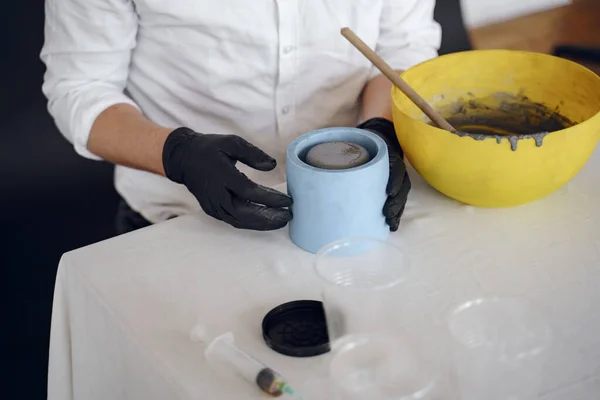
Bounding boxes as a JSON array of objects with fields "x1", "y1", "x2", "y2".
[
  {"x1": 162, "y1": 127, "x2": 292, "y2": 230},
  {"x1": 357, "y1": 118, "x2": 411, "y2": 232}
]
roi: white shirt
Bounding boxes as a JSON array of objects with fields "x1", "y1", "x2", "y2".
[{"x1": 41, "y1": 0, "x2": 441, "y2": 223}]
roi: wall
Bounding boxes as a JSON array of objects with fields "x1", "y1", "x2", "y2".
[{"x1": 461, "y1": 0, "x2": 572, "y2": 27}]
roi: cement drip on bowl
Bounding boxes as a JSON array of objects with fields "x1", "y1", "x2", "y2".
[{"x1": 452, "y1": 129, "x2": 551, "y2": 152}]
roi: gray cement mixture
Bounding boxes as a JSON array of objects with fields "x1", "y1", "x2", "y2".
[
  {"x1": 433, "y1": 91, "x2": 575, "y2": 151},
  {"x1": 305, "y1": 141, "x2": 371, "y2": 169}
]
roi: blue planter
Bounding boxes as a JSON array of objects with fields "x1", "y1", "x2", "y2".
[{"x1": 286, "y1": 127, "x2": 390, "y2": 254}]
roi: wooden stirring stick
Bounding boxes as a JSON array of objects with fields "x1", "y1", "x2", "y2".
[{"x1": 341, "y1": 27, "x2": 455, "y2": 132}]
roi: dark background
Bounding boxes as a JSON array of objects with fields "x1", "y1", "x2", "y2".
[
  {"x1": 0, "y1": 1, "x2": 471, "y2": 398},
  {"x1": 2, "y1": 1, "x2": 120, "y2": 398}
]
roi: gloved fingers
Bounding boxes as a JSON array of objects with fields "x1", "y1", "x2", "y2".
[
  {"x1": 383, "y1": 174, "x2": 411, "y2": 218},
  {"x1": 191, "y1": 179, "x2": 224, "y2": 219},
  {"x1": 220, "y1": 196, "x2": 292, "y2": 231},
  {"x1": 386, "y1": 216, "x2": 400, "y2": 232},
  {"x1": 385, "y1": 203, "x2": 406, "y2": 232},
  {"x1": 386, "y1": 157, "x2": 408, "y2": 197},
  {"x1": 383, "y1": 195, "x2": 404, "y2": 219},
  {"x1": 227, "y1": 169, "x2": 293, "y2": 208},
  {"x1": 222, "y1": 135, "x2": 277, "y2": 172}
]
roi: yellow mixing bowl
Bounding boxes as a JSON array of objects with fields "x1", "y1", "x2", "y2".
[{"x1": 391, "y1": 50, "x2": 600, "y2": 207}]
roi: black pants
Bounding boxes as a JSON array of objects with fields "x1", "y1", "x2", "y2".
[{"x1": 115, "y1": 198, "x2": 153, "y2": 235}]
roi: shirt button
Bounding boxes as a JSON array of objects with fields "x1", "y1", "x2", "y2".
[
  {"x1": 281, "y1": 106, "x2": 290, "y2": 115},
  {"x1": 283, "y1": 45, "x2": 295, "y2": 54}
]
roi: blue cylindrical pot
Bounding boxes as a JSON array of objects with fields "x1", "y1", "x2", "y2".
[{"x1": 286, "y1": 127, "x2": 390, "y2": 254}]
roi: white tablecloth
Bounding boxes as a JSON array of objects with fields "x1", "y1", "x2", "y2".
[{"x1": 49, "y1": 147, "x2": 600, "y2": 400}]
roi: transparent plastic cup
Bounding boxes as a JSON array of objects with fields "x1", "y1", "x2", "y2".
[
  {"x1": 447, "y1": 298, "x2": 552, "y2": 400},
  {"x1": 329, "y1": 333, "x2": 437, "y2": 400},
  {"x1": 314, "y1": 237, "x2": 411, "y2": 349}
]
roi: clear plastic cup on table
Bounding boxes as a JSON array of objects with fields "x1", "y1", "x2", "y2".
[
  {"x1": 314, "y1": 237, "x2": 439, "y2": 399},
  {"x1": 447, "y1": 297, "x2": 552, "y2": 400},
  {"x1": 314, "y1": 237, "x2": 412, "y2": 348},
  {"x1": 329, "y1": 332, "x2": 438, "y2": 400}
]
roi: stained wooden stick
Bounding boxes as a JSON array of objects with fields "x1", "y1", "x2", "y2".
[{"x1": 341, "y1": 27, "x2": 455, "y2": 132}]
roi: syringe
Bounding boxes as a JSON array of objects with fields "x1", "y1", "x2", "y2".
[{"x1": 191, "y1": 326, "x2": 305, "y2": 398}]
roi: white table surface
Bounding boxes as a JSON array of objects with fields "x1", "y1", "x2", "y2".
[{"x1": 49, "y1": 147, "x2": 600, "y2": 400}]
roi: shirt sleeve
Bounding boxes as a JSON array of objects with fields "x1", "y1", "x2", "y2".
[
  {"x1": 370, "y1": 0, "x2": 442, "y2": 79},
  {"x1": 40, "y1": 0, "x2": 140, "y2": 160}
]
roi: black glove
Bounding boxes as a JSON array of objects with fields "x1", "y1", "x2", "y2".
[
  {"x1": 357, "y1": 118, "x2": 411, "y2": 232},
  {"x1": 162, "y1": 128, "x2": 292, "y2": 231}
]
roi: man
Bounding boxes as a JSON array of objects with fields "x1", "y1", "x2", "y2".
[{"x1": 41, "y1": 0, "x2": 441, "y2": 234}]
